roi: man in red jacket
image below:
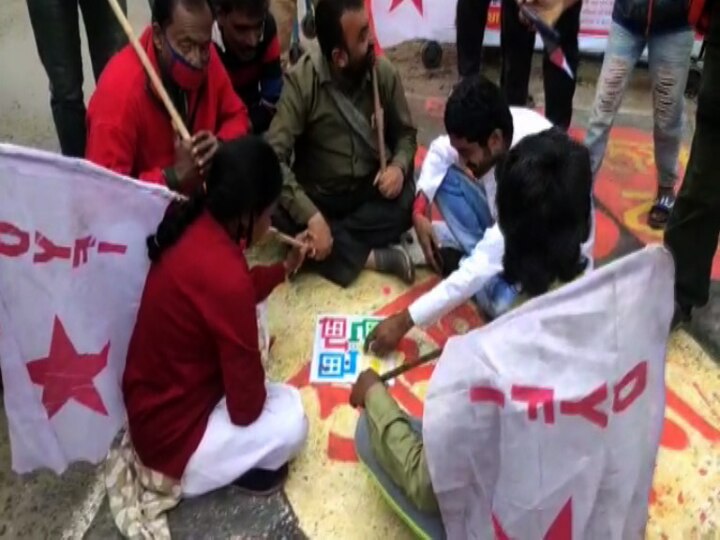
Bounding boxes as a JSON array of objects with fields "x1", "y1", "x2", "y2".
[{"x1": 86, "y1": 0, "x2": 251, "y2": 194}]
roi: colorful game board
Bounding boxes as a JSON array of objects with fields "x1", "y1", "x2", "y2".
[{"x1": 310, "y1": 314, "x2": 399, "y2": 385}]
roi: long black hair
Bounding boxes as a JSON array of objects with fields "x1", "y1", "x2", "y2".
[
  {"x1": 147, "y1": 136, "x2": 283, "y2": 262},
  {"x1": 496, "y1": 128, "x2": 592, "y2": 297}
]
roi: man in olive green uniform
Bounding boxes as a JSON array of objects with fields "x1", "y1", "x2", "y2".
[{"x1": 266, "y1": 0, "x2": 417, "y2": 287}]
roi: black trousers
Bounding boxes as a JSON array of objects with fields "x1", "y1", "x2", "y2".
[
  {"x1": 26, "y1": 0, "x2": 127, "y2": 158},
  {"x1": 665, "y1": 5, "x2": 720, "y2": 310},
  {"x1": 274, "y1": 176, "x2": 415, "y2": 288},
  {"x1": 456, "y1": 0, "x2": 493, "y2": 77},
  {"x1": 500, "y1": 0, "x2": 581, "y2": 129}
]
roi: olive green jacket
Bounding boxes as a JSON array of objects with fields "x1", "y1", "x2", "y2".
[{"x1": 265, "y1": 46, "x2": 417, "y2": 224}]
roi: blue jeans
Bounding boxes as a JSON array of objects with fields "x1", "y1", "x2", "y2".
[
  {"x1": 434, "y1": 165, "x2": 494, "y2": 256},
  {"x1": 585, "y1": 23, "x2": 694, "y2": 189}
]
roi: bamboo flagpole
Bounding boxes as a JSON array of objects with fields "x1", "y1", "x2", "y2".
[
  {"x1": 106, "y1": 0, "x2": 192, "y2": 142},
  {"x1": 379, "y1": 348, "x2": 442, "y2": 383},
  {"x1": 371, "y1": 65, "x2": 387, "y2": 185}
]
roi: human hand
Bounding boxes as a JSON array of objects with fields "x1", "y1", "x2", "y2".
[
  {"x1": 283, "y1": 234, "x2": 311, "y2": 276},
  {"x1": 375, "y1": 165, "x2": 404, "y2": 199},
  {"x1": 349, "y1": 369, "x2": 384, "y2": 408},
  {"x1": 413, "y1": 213, "x2": 442, "y2": 273},
  {"x1": 172, "y1": 137, "x2": 202, "y2": 194},
  {"x1": 307, "y1": 212, "x2": 333, "y2": 261},
  {"x1": 191, "y1": 130, "x2": 220, "y2": 175},
  {"x1": 364, "y1": 310, "x2": 414, "y2": 358},
  {"x1": 517, "y1": 0, "x2": 577, "y2": 26}
]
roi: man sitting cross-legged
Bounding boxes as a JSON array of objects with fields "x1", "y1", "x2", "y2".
[
  {"x1": 351, "y1": 128, "x2": 594, "y2": 515},
  {"x1": 266, "y1": 0, "x2": 418, "y2": 288}
]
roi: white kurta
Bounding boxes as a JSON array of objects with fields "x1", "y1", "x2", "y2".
[
  {"x1": 182, "y1": 383, "x2": 308, "y2": 496},
  {"x1": 409, "y1": 108, "x2": 595, "y2": 327}
]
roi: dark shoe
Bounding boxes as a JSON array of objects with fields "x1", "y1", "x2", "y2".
[
  {"x1": 671, "y1": 302, "x2": 692, "y2": 330},
  {"x1": 648, "y1": 190, "x2": 676, "y2": 230},
  {"x1": 233, "y1": 463, "x2": 289, "y2": 496},
  {"x1": 373, "y1": 246, "x2": 416, "y2": 285},
  {"x1": 438, "y1": 247, "x2": 463, "y2": 277}
]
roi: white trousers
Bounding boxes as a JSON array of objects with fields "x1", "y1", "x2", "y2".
[{"x1": 182, "y1": 383, "x2": 308, "y2": 496}]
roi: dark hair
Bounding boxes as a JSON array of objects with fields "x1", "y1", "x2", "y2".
[
  {"x1": 213, "y1": 0, "x2": 268, "y2": 17},
  {"x1": 315, "y1": 0, "x2": 365, "y2": 60},
  {"x1": 444, "y1": 75, "x2": 514, "y2": 148},
  {"x1": 496, "y1": 128, "x2": 592, "y2": 297},
  {"x1": 152, "y1": 0, "x2": 211, "y2": 28},
  {"x1": 147, "y1": 136, "x2": 283, "y2": 262}
]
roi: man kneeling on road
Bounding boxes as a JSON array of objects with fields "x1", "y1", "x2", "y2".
[
  {"x1": 367, "y1": 78, "x2": 594, "y2": 356},
  {"x1": 412, "y1": 75, "x2": 552, "y2": 275},
  {"x1": 266, "y1": 0, "x2": 418, "y2": 288}
]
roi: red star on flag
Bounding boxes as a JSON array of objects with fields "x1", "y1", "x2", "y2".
[
  {"x1": 27, "y1": 316, "x2": 110, "y2": 418},
  {"x1": 389, "y1": 0, "x2": 423, "y2": 15}
]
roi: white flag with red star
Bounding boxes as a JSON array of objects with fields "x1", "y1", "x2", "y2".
[
  {"x1": 423, "y1": 246, "x2": 674, "y2": 538},
  {"x1": 0, "y1": 144, "x2": 173, "y2": 474}
]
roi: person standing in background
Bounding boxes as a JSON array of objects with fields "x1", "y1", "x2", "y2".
[
  {"x1": 585, "y1": 0, "x2": 693, "y2": 229},
  {"x1": 26, "y1": 0, "x2": 128, "y2": 158},
  {"x1": 500, "y1": 0, "x2": 581, "y2": 129},
  {"x1": 455, "y1": 0, "x2": 493, "y2": 78},
  {"x1": 666, "y1": 2, "x2": 720, "y2": 325}
]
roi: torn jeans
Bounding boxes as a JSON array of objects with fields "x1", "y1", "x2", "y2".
[{"x1": 585, "y1": 22, "x2": 693, "y2": 189}]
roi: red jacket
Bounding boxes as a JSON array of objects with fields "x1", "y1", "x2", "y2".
[
  {"x1": 86, "y1": 27, "x2": 250, "y2": 185},
  {"x1": 123, "y1": 211, "x2": 286, "y2": 480}
]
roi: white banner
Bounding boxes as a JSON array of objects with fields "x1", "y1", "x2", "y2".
[
  {"x1": 423, "y1": 246, "x2": 674, "y2": 538},
  {"x1": 0, "y1": 144, "x2": 172, "y2": 473},
  {"x1": 369, "y1": 0, "x2": 702, "y2": 55}
]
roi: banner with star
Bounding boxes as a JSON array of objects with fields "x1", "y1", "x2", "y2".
[
  {"x1": 368, "y1": 0, "x2": 703, "y2": 54},
  {"x1": 0, "y1": 144, "x2": 173, "y2": 474}
]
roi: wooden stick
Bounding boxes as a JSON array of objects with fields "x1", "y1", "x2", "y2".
[
  {"x1": 269, "y1": 227, "x2": 306, "y2": 249},
  {"x1": 379, "y1": 348, "x2": 442, "y2": 383},
  {"x1": 372, "y1": 65, "x2": 387, "y2": 185},
  {"x1": 106, "y1": 0, "x2": 192, "y2": 142}
]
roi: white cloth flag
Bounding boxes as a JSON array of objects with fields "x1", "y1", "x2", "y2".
[
  {"x1": 423, "y1": 246, "x2": 674, "y2": 539},
  {"x1": 0, "y1": 144, "x2": 173, "y2": 474}
]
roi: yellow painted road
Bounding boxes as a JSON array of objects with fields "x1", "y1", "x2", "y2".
[{"x1": 253, "y1": 259, "x2": 720, "y2": 539}]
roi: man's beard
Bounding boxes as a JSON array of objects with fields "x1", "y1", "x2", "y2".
[
  {"x1": 343, "y1": 49, "x2": 374, "y2": 82},
  {"x1": 467, "y1": 154, "x2": 498, "y2": 179}
]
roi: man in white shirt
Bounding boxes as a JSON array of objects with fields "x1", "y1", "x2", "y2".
[{"x1": 368, "y1": 80, "x2": 594, "y2": 356}]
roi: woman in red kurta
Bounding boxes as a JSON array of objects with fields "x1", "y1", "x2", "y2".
[{"x1": 123, "y1": 136, "x2": 308, "y2": 496}]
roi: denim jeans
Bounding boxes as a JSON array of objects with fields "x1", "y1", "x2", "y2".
[
  {"x1": 434, "y1": 165, "x2": 495, "y2": 256},
  {"x1": 585, "y1": 22, "x2": 693, "y2": 189},
  {"x1": 27, "y1": 0, "x2": 127, "y2": 157}
]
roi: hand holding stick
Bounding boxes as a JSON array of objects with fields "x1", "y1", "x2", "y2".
[
  {"x1": 269, "y1": 227, "x2": 307, "y2": 249},
  {"x1": 106, "y1": 0, "x2": 192, "y2": 142},
  {"x1": 379, "y1": 348, "x2": 442, "y2": 383}
]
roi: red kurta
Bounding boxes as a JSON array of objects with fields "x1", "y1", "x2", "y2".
[
  {"x1": 86, "y1": 27, "x2": 250, "y2": 185},
  {"x1": 123, "y1": 212, "x2": 285, "y2": 480}
]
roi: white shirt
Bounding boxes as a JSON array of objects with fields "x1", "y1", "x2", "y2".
[{"x1": 408, "y1": 108, "x2": 595, "y2": 327}]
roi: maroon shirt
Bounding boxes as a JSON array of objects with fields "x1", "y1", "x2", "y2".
[{"x1": 123, "y1": 211, "x2": 285, "y2": 479}]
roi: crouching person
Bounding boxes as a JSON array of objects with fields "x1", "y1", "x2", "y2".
[
  {"x1": 351, "y1": 128, "x2": 592, "y2": 528},
  {"x1": 107, "y1": 137, "x2": 308, "y2": 537}
]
